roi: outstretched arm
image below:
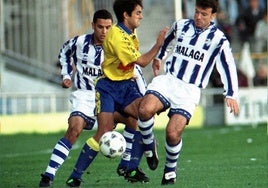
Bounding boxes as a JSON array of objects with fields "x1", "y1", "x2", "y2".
[{"x1": 136, "y1": 27, "x2": 169, "y2": 67}]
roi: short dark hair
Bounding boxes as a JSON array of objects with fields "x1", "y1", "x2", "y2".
[
  {"x1": 195, "y1": 0, "x2": 218, "y2": 13},
  {"x1": 93, "y1": 9, "x2": 113, "y2": 23},
  {"x1": 113, "y1": 0, "x2": 143, "y2": 22}
]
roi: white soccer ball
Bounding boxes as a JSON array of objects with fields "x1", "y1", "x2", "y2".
[{"x1": 99, "y1": 131, "x2": 126, "y2": 158}]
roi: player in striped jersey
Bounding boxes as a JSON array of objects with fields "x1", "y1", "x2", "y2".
[
  {"x1": 38, "y1": 9, "x2": 113, "y2": 187},
  {"x1": 138, "y1": 0, "x2": 240, "y2": 185},
  {"x1": 39, "y1": 9, "x2": 147, "y2": 187}
]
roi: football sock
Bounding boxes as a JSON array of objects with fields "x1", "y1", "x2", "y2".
[
  {"x1": 164, "y1": 139, "x2": 182, "y2": 173},
  {"x1": 138, "y1": 118, "x2": 155, "y2": 153},
  {"x1": 118, "y1": 127, "x2": 135, "y2": 170},
  {"x1": 45, "y1": 138, "x2": 72, "y2": 180},
  {"x1": 129, "y1": 131, "x2": 144, "y2": 169},
  {"x1": 69, "y1": 137, "x2": 99, "y2": 179}
]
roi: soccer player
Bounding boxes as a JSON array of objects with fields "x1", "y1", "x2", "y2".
[
  {"x1": 38, "y1": 9, "x2": 146, "y2": 187},
  {"x1": 64, "y1": 0, "x2": 168, "y2": 186},
  {"x1": 137, "y1": 0, "x2": 240, "y2": 185}
]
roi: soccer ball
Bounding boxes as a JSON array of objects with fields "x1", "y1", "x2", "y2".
[{"x1": 99, "y1": 131, "x2": 126, "y2": 158}]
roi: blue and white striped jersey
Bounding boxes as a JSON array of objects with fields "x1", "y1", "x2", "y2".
[
  {"x1": 157, "y1": 19, "x2": 238, "y2": 98},
  {"x1": 59, "y1": 34, "x2": 103, "y2": 91}
]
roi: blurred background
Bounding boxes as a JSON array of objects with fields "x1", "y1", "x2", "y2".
[{"x1": 0, "y1": 0, "x2": 267, "y2": 133}]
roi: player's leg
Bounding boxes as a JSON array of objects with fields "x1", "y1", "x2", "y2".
[
  {"x1": 39, "y1": 90, "x2": 96, "y2": 187},
  {"x1": 66, "y1": 112, "x2": 114, "y2": 187},
  {"x1": 124, "y1": 131, "x2": 149, "y2": 183},
  {"x1": 66, "y1": 80, "x2": 115, "y2": 187},
  {"x1": 161, "y1": 79, "x2": 199, "y2": 185},
  {"x1": 39, "y1": 115, "x2": 88, "y2": 187},
  {"x1": 161, "y1": 114, "x2": 186, "y2": 185},
  {"x1": 138, "y1": 93, "x2": 166, "y2": 171},
  {"x1": 114, "y1": 113, "x2": 149, "y2": 183}
]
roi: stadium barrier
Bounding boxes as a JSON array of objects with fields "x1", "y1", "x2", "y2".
[
  {"x1": 1, "y1": 87, "x2": 267, "y2": 126},
  {"x1": 224, "y1": 87, "x2": 267, "y2": 126},
  {"x1": 0, "y1": 92, "x2": 71, "y2": 115}
]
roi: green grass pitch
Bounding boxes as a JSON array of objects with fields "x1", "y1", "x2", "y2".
[{"x1": 0, "y1": 124, "x2": 267, "y2": 188}]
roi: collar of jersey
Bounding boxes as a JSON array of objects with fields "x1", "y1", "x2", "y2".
[
  {"x1": 191, "y1": 19, "x2": 215, "y2": 33},
  {"x1": 117, "y1": 22, "x2": 133, "y2": 35}
]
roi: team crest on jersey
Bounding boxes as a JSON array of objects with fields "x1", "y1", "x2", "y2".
[
  {"x1": 118, "y1": 62, "x2": 134, "y2": 72},
  {"x1": 178, "y1": 31, "x2": 185, "y2": 41},
  {"x1": 204, "y1": 38, "x2": 212, "y2": 47}
]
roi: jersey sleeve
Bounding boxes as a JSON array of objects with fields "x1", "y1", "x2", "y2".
[
  {"x1": 58, "y1": 36, "x2": 78, "y2": 80},
  {"x1": 134, "y1": 64, "x2": 147, "y2": 95},
  {"x1": 157, "y1": 21, "x2": 177, "y2": 60},
  {"x1": 215, "y1": 41, "x2": 239, "y2": 99}
]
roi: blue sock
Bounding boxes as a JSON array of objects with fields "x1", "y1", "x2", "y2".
[
  {"x1": 128, "y1": 131, "x2": 144, "y2": 169},
  {"x1": 70, "y1": 142, "x2": 98, "y2": 179},
  {"x1": 118, "y1": 127, "x2": 135, "y2": 170}
]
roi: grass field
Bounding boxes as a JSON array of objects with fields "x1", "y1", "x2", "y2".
[{"x1": 0, "y1": 123, "x2": 266, "y2": 188}]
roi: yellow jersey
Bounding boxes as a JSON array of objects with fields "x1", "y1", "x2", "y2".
[{"x1": 102, "y1": 23, "x2": 141, "y2": 81}]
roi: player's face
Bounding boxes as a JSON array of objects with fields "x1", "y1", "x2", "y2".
[
  {"x1": 194, "y1": 6, "x2": 216, "y2": 29},
  {"x1": 92, "y1": 18, "x2": 113, "y2": 45},
  {"x1": 124, "y1": 5, "x2": 143, "y2": 31}
]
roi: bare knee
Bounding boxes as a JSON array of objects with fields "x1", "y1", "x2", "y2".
[
  {"x1": 139, "y1": 94, "x2": 162, "y2": 120},
  {"x1": 166, "y1": 127, "x2": 183, "y2": 144},
  {"x1": 64, "y1": 123, "x2": 84, "y2": 144},
  {"x1": 138, "y1": 104, "x2": 154, "y2": 120}
]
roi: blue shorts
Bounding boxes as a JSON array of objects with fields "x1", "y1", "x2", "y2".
[{"x1": 95, "y1": 77, "x2": 142, "y2": 114}]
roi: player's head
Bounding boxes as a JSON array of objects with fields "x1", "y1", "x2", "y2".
[
  {"x1": 194, "y1": 0, "x2": 218, "y2": 29},
  {"x1": 195, "y1": 0, "x2": 218, "y2": 14},
  {"x1": 93, "y1": 9, "x2": 113, "y2": 24},
  {"x1": 92, "y1": 9, "x2": 113, "y2": 45},
  {"x1": 113, "y1": 0, "x2": 143, "y2": 29}
]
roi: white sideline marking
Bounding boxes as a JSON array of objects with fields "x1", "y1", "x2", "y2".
[{"x1": 0, "y1": 141, "x2": 81, "y2": 158}]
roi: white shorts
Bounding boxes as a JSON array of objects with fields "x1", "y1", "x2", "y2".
[
  {"x1": 147, "y1": 74, "x2": 201, "y2": 117},
  {"x1": 69, "y1": 90, "x2": 97, "y2": 129}
]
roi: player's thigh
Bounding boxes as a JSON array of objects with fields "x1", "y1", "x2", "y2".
[
  {"x1": 124, "y1": 97, "x2": 142, "y2": 118},
  {"x1": 95, "y1": 112, "x2": 114, "y2": 141}
]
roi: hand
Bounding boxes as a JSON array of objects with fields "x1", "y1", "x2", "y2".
[
  {"x1": 62, "y1": 79, "x2": 72, "y2": 88},
  {"x1": 156, "y1": 26, "x2": 169, "y2": 47},
  {"x1": 152, "y1": 59, "x2": 161, "y2": 76},
  {"x1": 225, "y1": 98, "x2": 239, "y2": 116}
]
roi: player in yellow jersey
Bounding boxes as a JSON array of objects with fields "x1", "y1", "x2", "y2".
[{"x1": 96, "y1": 0, "x2": 168, "y2": 179}]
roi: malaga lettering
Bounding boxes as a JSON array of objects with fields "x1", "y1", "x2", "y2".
[
  {"x1": 175, "y1": 46, "x2": 204, "y2": 62},
  {"x1": 83, "y1": 67, "x2": 102, "y2": 76}
]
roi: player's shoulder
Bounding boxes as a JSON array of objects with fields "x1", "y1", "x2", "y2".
[
  {"x1": 173, "y1": 19, "x2": 193, "y2": 29},
  {"x1": 74, "y1": 33, "x2": 94, "y2": 45},
  {"x1": 174, "y1": 19, "x2": 189, "y2": 26},
  {"x1": 105, "y1": 24, "x2": 120, "y2": 39},
  {"x1": 78, "y1": 33, "x2": 93, "y2": 41},
  {"x1": 211, "y1": 24, "x2": 228, "y2": 39}
]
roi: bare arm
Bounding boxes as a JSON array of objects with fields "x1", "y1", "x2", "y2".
[{"x1": 136, "y1": 27, "x2": 169, "y2": 67}]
